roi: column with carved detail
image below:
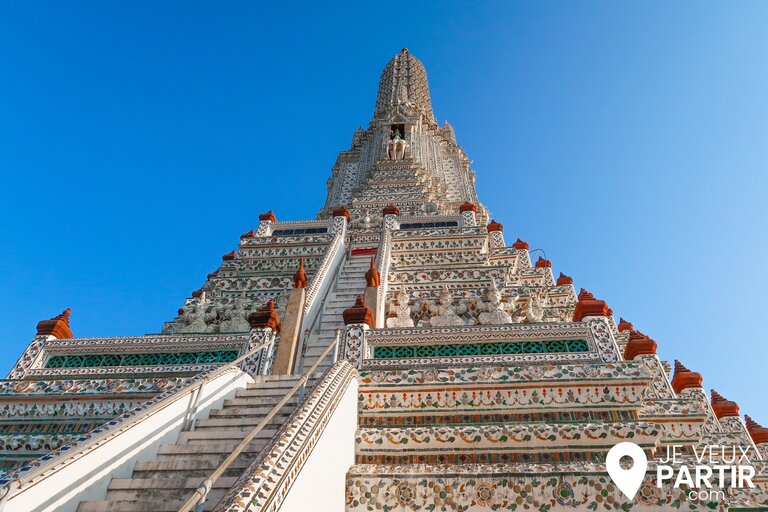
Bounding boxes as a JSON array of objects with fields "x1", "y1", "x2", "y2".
[
  {"x1": 256, "y1": 210, "x2": 277, "y2": 236},
  {"x1": 459, "y1": 201, "x2": 477, "y2": 227},
  {"x1": 246, "y1": 299, "x2": 281, "y2": 375},
  {"x1": 486, "y1": 220, "x2": 505, "y2": 249},
  {"x1": 382, "y1": 204, "x2": 400, "y2": 231},
  {"x1": 341, "y1": 296, "x2": 374, "y2": 368}
]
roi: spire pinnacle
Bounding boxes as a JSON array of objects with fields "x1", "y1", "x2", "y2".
[
  {"x1": 710, "y1": 390, "x2": 740, "y2": 419},
  {"x1": 373, "y1": 49, "x2": 435, "y2": 121},
  {"x1": 670, "y1": 360, "x2": 703, "y2": 394}
]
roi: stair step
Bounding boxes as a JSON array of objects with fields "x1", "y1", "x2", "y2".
[
  {"x1": 78, "y1": 498, "x2": 219, "y2": 512},
  {"x1": 223, "y1": 396, "x2": 299, "y2": 407},
  {"x1": 234, "y1": 387, "x2": 301, "y2": 398},
  {"x1": 243, "y1": 379, "x2": 303, "y2": 389},
  {"x1": 177, "y1": 427, "x2": 277, "y2": 443},
  {"x1": 195, "y1": 416, "x2": 290, "y2": 429},
  {"x1": 156, "y1": 440, "x2": 264, "y2": 456},
  {"x1": 131, "y1": 456, "x2": 254, "y2": 478},
  {"x1": 151, "y1": 448, "x2": 265, "y2": 466},
  {"x1": 210, "y1": 406, "x2": 295, "y2": 417},
  {"x1": 102, "y1": 489, "x2": 228, "y2": 506}
]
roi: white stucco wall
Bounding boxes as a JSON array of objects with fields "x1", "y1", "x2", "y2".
[
  {"x1": 278, "y1": 376, "x2": 358, "y2": 512},
  {"x1": 3, "y1": 369, "x2": 252, "y2": 512}
]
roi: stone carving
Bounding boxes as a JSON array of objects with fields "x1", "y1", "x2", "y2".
[
  {"x1": 509, "y1": 293, "x2": 544, "y2": 324},
  {"x1": 180, "y1": 293, "x2": 211, "y2": 333},
  {"x1": 386, "y1": 131, "x2": 408, "y2": 161},
  {"x1": 386, "y1": 288, "x2": 414, "y2": 328},
  {"x1": 218, "y1": 291, "x2": 251, "y2": 333},
  {"x1": 476, "y1": 282, "x2": 512, "y2": 325},
  {"x1": 428, "y1": 287, "x2": 466, "y2": 327}
]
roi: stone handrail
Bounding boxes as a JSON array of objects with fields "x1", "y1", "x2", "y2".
[
  {"x1": 374, "y1": 230, "x2": 392, "y2": 327},
  {"x1": 179, "y1": 330, "x2": 344, "y2": 512},
  {"x1": 303, "y1": 227, "x2": 345, "y2": 316},
  {"x1": 214, "y1": 354, "x2": 357, "y2": 511}
]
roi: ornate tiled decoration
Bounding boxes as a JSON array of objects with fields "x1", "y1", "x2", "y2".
[
  {"x1": 355, "y1": 422, "x2": 663, "y2": 464},
  {"x1": 346, "y1": 463, "x2": 768, "y2": 511},
  {"x1": 3, "y1": 48, "x2": 767, "y2": 509}
]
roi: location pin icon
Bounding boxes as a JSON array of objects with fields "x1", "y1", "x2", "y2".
[{"x1": 606, "y1": 442, "x2": 648, "y2": 500}]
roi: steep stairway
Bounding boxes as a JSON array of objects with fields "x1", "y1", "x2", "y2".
[
  {"x1": 301, "y1": 250, "x2": 373, "y2": 373},
  {"x1": 77, "y1": 374, "x2": 314, "y2": 512}
]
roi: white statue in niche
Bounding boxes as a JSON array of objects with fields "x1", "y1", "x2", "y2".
[
  {"x1": 429, "y1": 286, "x2": 466, "y2": 327},
  {"x1": 386, "y1": 131, "x2": 408, "y2": 161},
  {"x1": 386, "y1": 288, "x2": 414, "y2": 328},
  {"x1": 219, "y1": 291, "x2": 251, "y2": 332},
  {"x1": 477, "y1": 282, "x2": 513, "y2": 325}
]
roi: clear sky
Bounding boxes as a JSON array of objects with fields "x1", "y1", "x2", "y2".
[{"x1": 1, "y1": 2, "x2": 766, "y2": 420}]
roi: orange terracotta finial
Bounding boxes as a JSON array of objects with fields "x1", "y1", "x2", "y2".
[
  {"x1": 36, "y1": 308, "x2": 73, "y2": 339},
  {"x1": 293, "y1": 258, "x2": 308, "y2": 289},
  {"x1": 258, "y1": 210, "x2": 277, "y2": 223},
  {"x1": 207, "y1": 270, "x2": 219, "y2": 280},
  {"x1": 486, "y1": 220, "x2": 503, "y2": 232},
  {"x1": 623, "y1": 330, "x2": 657, "y2": 360},
  {"x1": 573, "y1": 289, "x2": 611, "y2": 321},
  {"x1": 556, "y1": 272, "x2": 573, "y2": 286},
  {"x1": 343, "y1": 295, "x2": 374, "y2": 328},
  {"x1": 617, "y1": 317, "x2": 633, "y2": 332},
  {"x1": 710, "y1": 390, "x2": 740, "y2": 419},
  {"x1": 365, "y1": 256, "x2": 380, "y2": 287},
  {"x1": 383, "y1": 203, "x2": 401, "y2": 216},
  {"x1": 535, "y1": 256, "x2": 552, "y2": 268},
  {"x1": 745, "y1": 416, "x2": 768, "y2": 445},
  {"x1": 332, "y1": 206, "x2": 351, "y2": 221},
  {"x1": 248, "y1": 299, "x2": 281, "y2": 333},
  {"x1": 512, "y1": 238, "x2": 529, "y2": 250},
  {"x1": 222, "y1": 250, "x2": 237, "y2": 261},
  {"x1": 670, "y1": 360, "x2": 703, "y2": 394},
  {"x1": 459, "y1": 201, "x2": 477, "y2": 213}
]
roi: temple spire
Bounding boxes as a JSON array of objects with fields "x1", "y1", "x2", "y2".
[{"x1": 373, "y1": 48, "x2": 435, "y2": 122}]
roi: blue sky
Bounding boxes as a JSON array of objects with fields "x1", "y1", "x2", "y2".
[{"x1": 1, "y1": 2, "x2": 766, "y2": 420}]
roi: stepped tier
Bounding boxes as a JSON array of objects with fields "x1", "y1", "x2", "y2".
[{"x1": 3, "y1": 48, "x2": 767, "y2": 512}]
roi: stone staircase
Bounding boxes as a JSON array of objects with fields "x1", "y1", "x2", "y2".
[
  {"x1": 301, "y1": 250, "x2": 372, "y2": 373},
  {"x1": 77, "y1": 374, "x2": 314, "y2": 512}
]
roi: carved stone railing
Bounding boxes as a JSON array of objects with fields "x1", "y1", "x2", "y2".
[
  {"x1": 303, "y1": 225, "x2": 346, "y2": 318},
  {"x1": 374, "y1": 230, "x2": 392, "y2": 328},
  {"x1": 213, "y1": 359, "x2": 358, "y2": 512}
]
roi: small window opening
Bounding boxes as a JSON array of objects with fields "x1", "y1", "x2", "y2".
[{"x1": 390, "y1": 124, "x2": 405, "y2": 139}]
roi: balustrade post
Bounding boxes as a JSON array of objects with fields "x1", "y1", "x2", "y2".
[
  {"x1": 341, "y1": 296, "x2": 374, "y2": 368},
  {"x1": 246, "y1": 300, "x2": 281, "y2": 376}
]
